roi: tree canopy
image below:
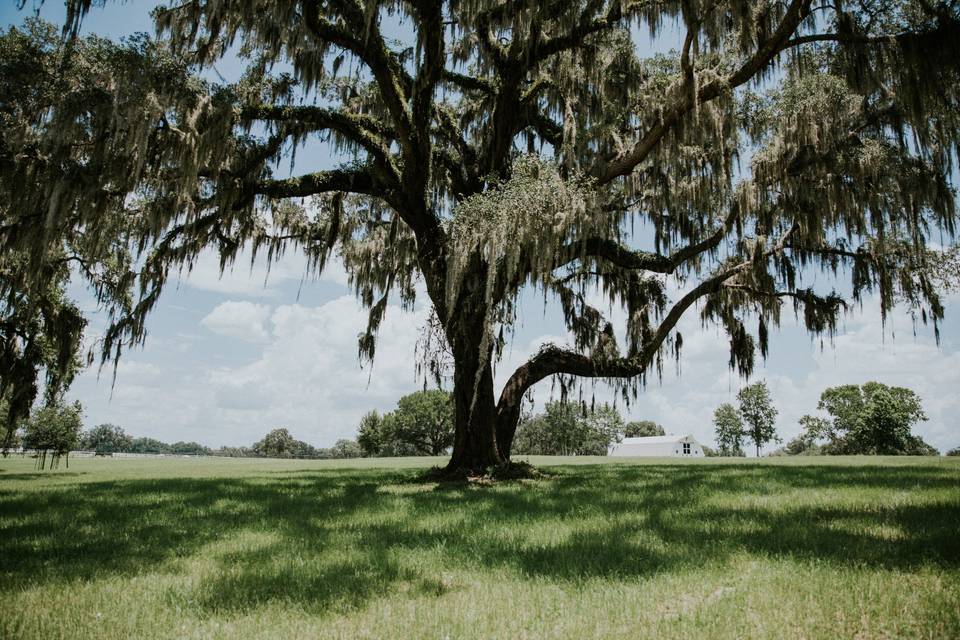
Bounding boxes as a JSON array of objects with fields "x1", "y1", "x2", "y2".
[
  {"x1": 20, "y1": 400, "x2": 83, "y2": 469},
  {"x1": 357, "y1": 390, "x2": 454, "y2": 456},
  {"x1": 1, "y1": 0, "x2": 959, "y2": 472},
  {"x1": 512, "y1": 401, "x2": 624, "y2": 456},
  {"x1": 623, "y1": 420, "x2": 665, "y2": 437},
  {"x1": 712, "y1": 402, "x2": 746, "y2": 456},
  {"x1": 737, "y1": 381, "x2": 779, "y2": 456},
  {"x1": 796, "y1": 381, "x2": 936, "y2": 455},
  {"x1": 80, "y1": 423, "x2": 133, "y2": 454},
  {"x1": 253, "y1": 427, "x2": 304, "y2": 458}
]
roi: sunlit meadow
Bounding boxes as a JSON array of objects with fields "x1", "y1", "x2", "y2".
[{"x1": 2, "y1": 455, "x2": 958, "y2": 639}]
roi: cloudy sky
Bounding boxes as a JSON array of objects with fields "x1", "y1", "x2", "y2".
[{"x1": 3, "y1": 2, "x2": 958, "y2": 452}]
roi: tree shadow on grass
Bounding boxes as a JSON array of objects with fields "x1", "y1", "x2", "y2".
[
  {"x1": 0, "y1": 471, "x2": 86, "y2": 481},
  {"x1": 1, "y1": 463, "x2": 957, "y2": 615}
]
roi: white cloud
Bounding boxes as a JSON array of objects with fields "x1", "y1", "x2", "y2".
[
  {"x1": 114, "y1": 360, "x2": 162, "y2": 379},
  {"x1": 201, "y1": 301, "x2": 272, "y2": 342},
  {"x1": 197, "y1": 296, "x2": 429, "y2": 445}
]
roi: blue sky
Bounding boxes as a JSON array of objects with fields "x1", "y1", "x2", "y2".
[{"x1": 3, "y1": 2, "x2": 958, "y2": 452}]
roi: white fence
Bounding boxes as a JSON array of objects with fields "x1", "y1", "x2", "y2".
[{"x1": 8, "y1": 449, "x2": 209, "y2": 459}]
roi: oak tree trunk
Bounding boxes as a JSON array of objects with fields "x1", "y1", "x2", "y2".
[{"x1": 445, "y1": 340, "x2": 503, "y2": 473}]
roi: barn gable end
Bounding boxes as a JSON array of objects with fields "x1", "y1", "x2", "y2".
[{"x1": 608, "y1": 434, "x2": 705, "y2": 457}]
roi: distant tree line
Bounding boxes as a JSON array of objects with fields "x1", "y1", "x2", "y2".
[
  {"x1": 78, "y1": 425, "x2": 364, "y2": 460},
  {"x1": 711, "y1": 380, "x2": 942, "y2": 457},
  {"x1": 355, "y1": 390, "x2": 679, "y2": 458},
  {"x1": 218, "y1": 428, "x2": 363, "y2": 460},
  {"x1": 4, "y1": 401, "x2": 366, "y2": 463}
]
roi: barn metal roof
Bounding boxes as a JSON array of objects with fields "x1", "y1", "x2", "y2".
[{"x1": 619, "y1": 435, "x2": 696, "y2": 445}]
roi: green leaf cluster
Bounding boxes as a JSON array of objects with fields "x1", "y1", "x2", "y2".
[
  {"x1": 796, "y1": 382, "x2": 935, "y2": 455},
  {"x1": 357, "y1": 390, "x2": 454, "y2": 457}
]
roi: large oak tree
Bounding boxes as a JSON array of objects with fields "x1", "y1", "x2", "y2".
[{"x1": 1, "y1": 1, "x2": 958, "y2": 473}]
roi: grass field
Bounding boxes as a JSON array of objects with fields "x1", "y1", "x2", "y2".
[{"x1": 1, "y1": 455, "x2": 958, "y2": 639}]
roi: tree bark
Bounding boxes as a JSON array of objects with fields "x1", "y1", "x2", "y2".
[
  {"x1": 494, "y1": 384, "x2": 524, "y2": 460},
  {"x1": 445, "y1": 344, "x2": 503, "y2": 474},
  {"x1": 432, "y1": 247, "x2": 508, "y2": 474}
]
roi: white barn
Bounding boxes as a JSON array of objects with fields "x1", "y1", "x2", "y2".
[{"x1": 608, "y1": 434, "x2": 705, "y2": 457}]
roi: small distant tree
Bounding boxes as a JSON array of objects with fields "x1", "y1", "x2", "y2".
[
  {"x1": 780, "y1": 415, "x2": 829, "y2": 455},
  {"x1": 358, "y1": 412, "x2": 419, "y2": 457},
  {"x1": 253, "y1": 428, "x2": 300, "y2": 458},
  {"x1": 330, "y1": 439, "x2": 363, "y2": 459},
  {"x1": 701, "y1": 445, "x2": 718, "y2": 457},
  {"x1": 21, "y1": 401, "x2": 83, "y2": 469},
  {"x1": 713, "y1": 403, "x2": 745, "y2": 457},
  {"x1": 737, "y1": 382, "x2": 779, "y2": 456},
  {"x1": 81, "y1": 423, "x2": 133, "y2": 455},
  {"x1": 581, "y1": 404, "x2": 625, "y2": 455},
  {"x1": 946, "y1": 447, "x2": 960, "y2": 457},
  {"x1": 390, "y1": 391, "x2": 455, "y2": 456},
  {"x1": 511, "y1": 413, "x2": 552, "y2": 456},
  {"x1": 623, "y1": 420, "x2": 665, "y2": 438},
  {"x1": 293, "y1": 440, "x2": 320, "y2": 459},
  {"x1": 357, "y1": 411, "x2": 386, "y2": 457},
  {"x1": 781, "y1": 436, "x2": 821, "y2": 456},
  {"x1": 356, "y1": 391, "x2": 454, "y2": 457},
  {"x1": 799, "y1": 382, "x2": 933, "y2": 455},
  {"x1": 531, "y1": 402, "x2": 581, "y2": 456}
]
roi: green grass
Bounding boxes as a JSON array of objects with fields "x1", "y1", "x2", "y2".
[{"x1": 1, "y1": 455, "x2": 958, "y2": 639}]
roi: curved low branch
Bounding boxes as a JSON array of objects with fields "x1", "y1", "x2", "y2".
[{"x1": 495, "y1": 224, "x2": 800, "y2": 450}]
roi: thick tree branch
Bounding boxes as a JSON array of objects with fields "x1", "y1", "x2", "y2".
[
  {"x1": 239, "y1": 104, "x2": 395, "y2": 139},
  {"x1": 525, "y1": 109, "x2": 564, "y2": 147},
  {"x1": 783, "y1": 242, "x2": 868, "y2": 260},
  {"x1": 254, "y1": 167, "x2": 379, "y2": 199},
  {"x1": 557, "y1": 204, "x2": 740, "y2": 274},
  {"x1": 301, "y1": 0, "x2": 414, "y2": 147},
  {"x1": 528, "y1": 0, "x2": 623, "y2": 64},
  {"x1": 598, "y1": 0, "x2": 813, "y2": 184},
  {"x1": 411, "y1": 0, "x2": 445, "y2": 146},
  {"x1": 239, "y1": 104, "x2": 400, "y2": 182},
  {"x1": 441, "y1": 69, "x2": 494, "y2": 94},
  {"x1": 496, "y1": 224, "x2": 800, "y2": 437}
]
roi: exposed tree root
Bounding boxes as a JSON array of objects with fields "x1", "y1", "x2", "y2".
[{"x1": 420, "y1": 460, "x2": 546, "y2": 484}]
